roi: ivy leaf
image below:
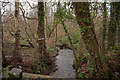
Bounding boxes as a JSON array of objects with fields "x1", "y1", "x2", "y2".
[
  {"x1": 13, "y1": 73, "x2": 16, "y2": 76},
  {"x1": 77, "y1": 68, "x2": 81, "y2": 73},
  {"x1": 78, "y1": 73, "x2": 83, "y2": 78},
  {"x1": 79, "y1": 9, "x2": 83, "y2": 12},
  {"x1": 95, "y1": 54, "x2": 97, "y2": 57},
  {"x1": 82, "y1": 18, "x2": 90, "y2": 23}
]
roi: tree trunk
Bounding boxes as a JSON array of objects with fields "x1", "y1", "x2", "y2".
[
  {"x1": 0, "y1": 8, "x2": 8, "y2": 67},
  {"x1": 118, "y1": 25, "x2": 120, "y2": 44},
  {"x1": 45, "y1": 2, "x2": 48, "y2": 38},
  {"x1": 2, "y1": 53, "x2": 8, "y2": 67},
  {"x1": 102, "y1": 2, "x2": 107, "y2": 51},
  {"x1": 38, "y1": 2, "x2": 51, "y2": 66},
  {"x1": 38, "y1": 2, "x2": 46, "y2": 54},
  {"x1": 116, "y1": 2, "x2": 120, "y2": 46},
  {"x1": 107, "y1": 2, "x2": 119, "y2": 50},
  {"x1": 13, "y1": 1, "x2": 22, "y2": 63},
  {"x1": 73, "y1": 2, "x2": 109, "y2": 77}
]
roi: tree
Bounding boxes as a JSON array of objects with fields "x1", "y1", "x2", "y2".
[
  {"x1": 37, "y1": 1, "x2": 51, "y2": 69},
  {"x1": 72, "y1": 2, "x2": 109, "y2": 77},
  {"x1": 38, "y1": 2, "x2": 46, "y2": 54},
  {"x1": 116, "y1": 2, "x2": 120, "y2": 47},
  {"x1": 0, "y1": 8, "x2": 8, "y2": 67},
  {"x1": 107, "y1": 2, "x2": 119, "y2": 50},
  {"x1": 56, "y1": 2, "x2": 79, "y2": 62},
  {"x1": 102, "y1": 2, "x2": 107, "y2": 51},
  {"x1": 12, "y1": 0, "x2": 22, "y2": 64},
  {"x1": 117, "y1": 2, "x2": 120, "y2": 44}
]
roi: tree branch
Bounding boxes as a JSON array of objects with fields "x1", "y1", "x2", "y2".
[
  {"x1": 26, "y1": 0, "x2": 37, "y2": 9},
  {"x1": 19, "y1": 3, "x2": 38, "y2": 21}
]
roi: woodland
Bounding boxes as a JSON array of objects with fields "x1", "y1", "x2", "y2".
[{"x1": 0, "y1": 0, "x2": 120, "y2": 79}]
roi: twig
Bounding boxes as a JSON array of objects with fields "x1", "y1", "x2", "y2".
[
  {"x1": 9, "y1": 31, "x2": 15, "y2": 37},
  {"x1": 48, "y1": 21, "x2": 59, "y2": 39},
  {"x1": 26, "y1": 0, "x2": 37, "y2": 9},
  {"x1": 19, "y1": 3, "x2": 38, "y2": 21}
]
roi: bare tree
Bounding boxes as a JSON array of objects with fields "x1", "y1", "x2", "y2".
[
  {"x1": 0, "y1": 8, "x2": 8, "y2": 67},
  {"x1": 12, "y1": 0, "x2": 22, "y2": 64}
]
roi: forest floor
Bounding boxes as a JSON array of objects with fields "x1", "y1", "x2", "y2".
[
  {"x1": 74, "y1": 50, "x2": 120, "y2": 78},
  {"x1": 20, "y1": 48, "x2": 58, "y2": 75},
  {"x1": 3, "y1": 40, "x2": 120, "y2": 78},
  {"x1": 3, "y1": 40, "x2": 59, "y2": 75}
]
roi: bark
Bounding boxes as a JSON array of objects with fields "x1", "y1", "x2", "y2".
[
  {"x1": 38, "y1": 2, "x2": 46, "y2": 54},
  {"x1": 2, "y1": 53, "x2": 8, "y2": 67},
  {"x1": 14, "y1": 30, "x2": 21, "y2": 62},
  {"x1": 116, "y1": 2, "x2": 120, "y2": 44},
  {"x1": 48, "y1": 21, "x2": 59, "y2": 39},
  {"x1": 0, "y1": 8, "x2": 8, "y2": 67},
  {"x1": 108, "y1": 2, "x2": 119, "y2": 50},
  {"x1": 38, "y1": 2, "x2": 51, "y2": 65},
  {"x1": 25, "y1": 27, "x2": 33, "y2": 42},
  {"x1": 13, "y1": 1, "x2": 22, "y2": 63},
  {"x1": 118, "y1": 25, "x2": 120, "y2": 44},
  {"x1": 55, "y1": 6, "x2": 57, "y2": 47},
  {"x1": 55, "y1": 23, "x2": 57, "y2": 46},
  {"x1": 45, "y1": 2, "x2": 48, "y2": 37},
  {"x1": 102, "y1": 2, "x2": 107, "y2": 51},
  {"x1": 73, "y1": 2, "x2": 109, "y2": 77}
]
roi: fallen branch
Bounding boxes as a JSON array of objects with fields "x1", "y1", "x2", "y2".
[{"x1": 20, "y1": 44, "x2": 30, "y2": 48}]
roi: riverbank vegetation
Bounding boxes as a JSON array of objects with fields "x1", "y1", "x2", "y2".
[{"x1": 1, "y1": 0, "x2": 120, "y2": 79}]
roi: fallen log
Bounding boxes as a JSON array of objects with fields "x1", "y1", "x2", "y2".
[
  {"x1": 20, "y1": 44, "x2": 30, "y2": 48},
  {"x1": 7, "y1": 68, "x2": 63, "y2": 79}
]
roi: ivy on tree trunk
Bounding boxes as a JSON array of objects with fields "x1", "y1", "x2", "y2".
[
  {"x1": 37, "y1": 2, "x2": 52, "y2": 70},
  {"x1": 108, "y1": 2, "x2": 119, "y2": 50},
  {"x1": 73, "y1": 2, "x2": 109, "y2": 77}
]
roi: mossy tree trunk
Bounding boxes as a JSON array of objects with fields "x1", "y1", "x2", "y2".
[
  {"x1": 116, "y1": 2, "x2": 120, "y2": 48},
  {"x1": 73, "y1": 2, "x2": 109, "y2": 77},
  {"x1": 102, "y1": 2, "x2": 107, "y2": 51},
  {"x1": 37, "y1": 2, "x2": 51, "y2": 69},
  {"x1": 38, "y1": 2, "x2": 46, "y2": 55},
  {"x1": 117, "y1": 2, "x2": 120, "y2": 48},
  {"x1": 57, "y1": 2, "x2": 79, "y2": 62},
  {"x1": 107, "y1": 2, "x2": 119, "y2": 50}
]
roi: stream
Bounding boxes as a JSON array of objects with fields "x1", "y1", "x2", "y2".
[{"x1": 51, "y1": 49, "x2": 76, "y2": 78}]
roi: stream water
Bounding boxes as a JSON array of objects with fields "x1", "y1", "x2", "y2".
[{"x1": 51, "y1": 49, "x2": 76, "y2": 78}]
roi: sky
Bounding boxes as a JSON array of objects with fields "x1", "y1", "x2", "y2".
[{"x1": 0, "y1": 0, "x2": 116, "y2": 20}]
